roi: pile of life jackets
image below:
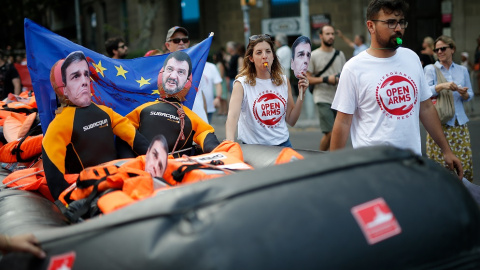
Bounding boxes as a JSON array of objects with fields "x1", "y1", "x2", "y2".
[
  {"x1": 2, "y1": 139, "x2": 305, "y2": 223},
  {"x1": 0, "y1": 91, "x2": 42, "y2": 171}
]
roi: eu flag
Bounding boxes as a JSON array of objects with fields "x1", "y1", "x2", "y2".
[{"x1": 24, "y1": 18, "x2": 212, "y2": 134}]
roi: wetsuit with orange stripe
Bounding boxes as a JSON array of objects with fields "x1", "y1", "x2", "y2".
[
  {"x1": 126, "y1": 98, "x2": 220, "y2": 157},
  {"x1": 42, "y1": 103, "x2": 150, "y2": 199}
]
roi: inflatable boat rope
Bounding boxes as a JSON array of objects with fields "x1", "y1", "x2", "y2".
[
  {"x1": 170, "y1": 147, "x2": 192, "y2": 156},
  {"x1": 0, "y1": 169, "x2": 45, "y2": 190},
  {"x1": 158, "y1": 97, "x2": 186, "y2": 154},
  {"x1": 183, "y1": 155, "x2": 236, "y2": 174}
]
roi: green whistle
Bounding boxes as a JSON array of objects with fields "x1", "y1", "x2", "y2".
[{"x1": 396, "y1": 37, "x2": 403, "y2": 45}]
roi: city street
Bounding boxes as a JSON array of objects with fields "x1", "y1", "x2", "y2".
[{"x1": 209, "y1": 96, "x2": 480, "y2": 185}]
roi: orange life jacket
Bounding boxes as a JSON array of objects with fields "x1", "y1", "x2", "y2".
[
  {"x1": 2, "y1": 102, "x2": 36, "y2": 114},
  {"x1": 0, "y1": 110, "x2": 42, "y2": 163},
  {"x1": 0, "y1": 134, "x2": 43, "y2": 163},
  {"x1": 57, "y1": 158, "x2": 154, "y2": 222},
  {"x1": 62, "y1": 142, "x2": 252, "y2": 219},
  {"x1": 56, "y1": 158, "x2": 145, "y2": 206},
  {"x1": 163, "y1": 151, "x2": 253, "y2": 186},
  {"x1": 59, "y1": 159, "x2": 151, "y2": 205},
  {"x1": 274, "y1": 147, "x2": 304, "y2": 165},
  {"x1": 0, "y1": 110, "x2": 25, "y2": 127},
  {"x1": 2, "y1": 166, "x2": 77, "y2": 202}
]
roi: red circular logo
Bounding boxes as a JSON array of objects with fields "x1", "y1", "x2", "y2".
[
  {"x1": 376, "y1": 75, "x2": 417, "y2": 116},
  {"x1": 253, "y1": 93, "x2": 286, "y2": 126}
]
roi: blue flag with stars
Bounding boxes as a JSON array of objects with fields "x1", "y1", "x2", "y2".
[{"x1": 24, "y1": 18, "x2": 212, "y2": 134}]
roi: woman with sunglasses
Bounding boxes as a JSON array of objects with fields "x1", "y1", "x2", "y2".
[
  {"x1": 424, "y1": 35, "x2": 474, "y2": 182},
  {"x1": 225, "y1": 34, "x2": 309, "y2": 147}
]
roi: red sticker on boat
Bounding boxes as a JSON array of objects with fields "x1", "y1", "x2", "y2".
[
  {"x1": 47, "y1": 251, "x2": 76, "y2": 270},
  {"x1": 351, "y1": 198, "x2": 401, "y2": 244}
]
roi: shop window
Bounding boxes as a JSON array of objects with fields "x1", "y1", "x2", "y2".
[
  {"x1": 181, "y1": 0, "x2": 200, "y2": 39},
  {"x1": 271, "y1": 0, "x2": 300, "y2": 18}
]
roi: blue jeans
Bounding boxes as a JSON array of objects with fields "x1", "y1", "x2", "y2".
[
  {"x1": 277, "y1": 138, "x2": 292, "y2": 148},
  {"x1": 241, "y1": 138, "x2": 292, "y2": 148},
  {"x1": 207, "y1": 112, "x2": 213, "y2": 123}
]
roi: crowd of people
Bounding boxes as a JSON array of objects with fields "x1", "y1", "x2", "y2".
[{"x1": 1, "y1": 0, "x2": 480, "y2": 259}]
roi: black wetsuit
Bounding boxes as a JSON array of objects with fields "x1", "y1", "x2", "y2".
[
  {"x1": 42, "y1": 103, "x2": 149, "y2": 199},
  {"x1": 126, "y1": 98, "x2": 220, "y2": 157}
]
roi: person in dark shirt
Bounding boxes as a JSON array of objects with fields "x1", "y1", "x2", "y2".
[
  {"x1": 226, "y1": 41, "x2": 240, "y2": 92},
  {"x1": 0, "y1": 49, "x2": 21, "y2": 100}
]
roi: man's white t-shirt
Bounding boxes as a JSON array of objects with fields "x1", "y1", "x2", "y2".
[
  {"x1": 192, "y1": 62, "x2": 222, "y2": 123},
  {"x1": 198, "y1": 62, "x2": 223, "y2": 114},
  {"x1": 192, "y1": 92, "x2": 208, "y2": 123},
  {"x1": 276, "y1": 45, "x2": 292, "y2": 79},
  {"x1": 331, "y1": 47, "x2": 432, "y2": 155}
]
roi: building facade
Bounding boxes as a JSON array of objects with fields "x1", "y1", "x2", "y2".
[{"x1": 46, "y1": 0, "x2": 479, "y2": 63}]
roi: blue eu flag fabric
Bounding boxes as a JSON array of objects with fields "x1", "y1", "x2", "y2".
[{"x1": 24, "y1": 18, "x2": 212, "y2": 134}]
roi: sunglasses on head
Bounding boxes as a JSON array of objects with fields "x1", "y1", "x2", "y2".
[
  {"x1": 169, "y1": 37, "x2": 189, "y2": 44},
  {"x1": 433, "y1": 46, "x2": 451, "y2": 53},
  {"x1": 249, "y1": 34, "x2": 272, "y2": 41}
]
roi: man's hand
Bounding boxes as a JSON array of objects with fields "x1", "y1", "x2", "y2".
[
  {"x1": 0, "y1": 234, "x2": 46, "y2": 259},
  {"x1": 443, "y1": 151, "x2": 464, "y2": 179},
  {"x1": 326, "y1": 74, "x2": 339, "y2": 85}
]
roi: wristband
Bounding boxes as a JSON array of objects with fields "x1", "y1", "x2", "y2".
[{"x1": 322, "y1": 76, "x2": 329, "y2": 84}]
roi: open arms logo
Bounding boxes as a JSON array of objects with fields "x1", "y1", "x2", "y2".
[
  {"x1": 252, "y1": 91, "x2": 287, "y2": 127},
  {"x1": 376, "y1": 73, "x2": 418, "y2": 119}
]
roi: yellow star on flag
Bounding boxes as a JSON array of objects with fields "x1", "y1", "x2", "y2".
[
  {"x1": 115, "y1": 65, "x2": 128, "y2": 79},
  {"x1": 92, "y1": 60, "x2": 107, "y2": 77},
  {"x1": 151, "y1": 89, "x2": 160, "y2": 95},
  {"x1": 136, "y1": 77, "x2": 151, "y2": 87}
]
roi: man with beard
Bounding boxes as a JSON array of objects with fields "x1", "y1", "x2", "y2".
[
  {"x1": 105, "y1": 37, "x2": 128, "y2": 59},
  {"x1": 307, "y1": 25, "x2": 346, "y2": 151},
  {"x1": 330, "y1": 0, "x2": 463, "y2": 179},
  {"x1": 124, "y1": 51, "x2": 220, "y2": 158},
  {"x1": 164, "y1": 26, "x2": 209, "y2": 123}
]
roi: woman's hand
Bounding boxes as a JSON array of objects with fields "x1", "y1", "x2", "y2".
[
  {"x1": 297, "y1": 73, "x2": 308, "y2": 100},
  {"x1": 437, "y1": 81, "x2": 458, "y2": 92},
  {"x1": 457, "y1": 86, "x2": 470, "y2": 100}
]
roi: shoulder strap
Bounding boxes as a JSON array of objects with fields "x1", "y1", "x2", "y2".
[
  {"x1": 314, "y1": 49, "x2": 340, "y2": 77},
  {"x1": 433, "y1": 65, "x2": 448, "y2": 84}
]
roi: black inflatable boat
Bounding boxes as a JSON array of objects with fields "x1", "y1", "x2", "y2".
[{"x1": 1, "y1": 145, "x2": 480, "y2": 270}]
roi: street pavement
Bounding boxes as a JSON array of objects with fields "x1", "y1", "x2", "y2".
[{"x1": 209, "y1": 95, "x2": 480, "y2": 184}]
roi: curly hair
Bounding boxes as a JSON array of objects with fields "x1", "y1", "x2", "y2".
[
  {"x1": 366, "y1": 0, "x2": 409, "y2": 20},
  {"x1": 236, "y1": 35, "x2": 284, "y2": 87}
]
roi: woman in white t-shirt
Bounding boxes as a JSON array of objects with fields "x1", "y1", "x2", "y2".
[{"x1": 225, "y1": 34, "x2": 309, "y2": 147}]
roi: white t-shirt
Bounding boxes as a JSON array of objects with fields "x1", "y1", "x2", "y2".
[
  {"x1": 331, "y1": 47, "x2": 432, "y2": 155},
  {"x1": 236, "y1": 75, "x2": 289, "y2": 145},
  {"x1": 276, "y1": 45, "x2": 292, "y2": 79},
  {"x1": 198, "y1": 62, "x2": 223, "y2": 113},
  {"x1": 192, "y1": 92, "x2": 208, "y2": 123},
  {"x1": 307, "y1": 48, "x2": 346, "y2": 104}
]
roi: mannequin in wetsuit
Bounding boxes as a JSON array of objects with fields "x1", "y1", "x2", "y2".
[
  {"x1": 42, "y1": 51, "x2": 150, "y2": 199},
  {"x1": 121, "y1": 51, "x2": 220, "y2": 158}
]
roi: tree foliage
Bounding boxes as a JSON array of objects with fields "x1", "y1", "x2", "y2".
[{"x1": 0, "y1": 0, "x2": 64, "y2": 50}]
